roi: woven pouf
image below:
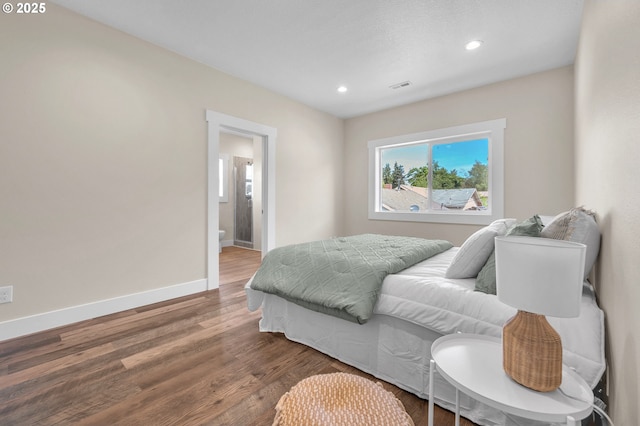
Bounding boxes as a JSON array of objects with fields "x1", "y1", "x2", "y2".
[{"x1": 273, "y1": 372, "x2": 414, "y2": 426}]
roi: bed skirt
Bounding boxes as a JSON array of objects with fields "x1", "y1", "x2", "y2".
[{"x1": 251, "y1": 288, "x2": 570, "y2": 426}]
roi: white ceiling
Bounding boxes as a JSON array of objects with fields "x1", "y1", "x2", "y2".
[{"x1": 50, "y1": 0, "x2": 584, "y2": 118}]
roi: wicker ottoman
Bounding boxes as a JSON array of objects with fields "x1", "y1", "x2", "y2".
[{"x1": 273, "y1": 372, "x2": 415, "y2": 426}]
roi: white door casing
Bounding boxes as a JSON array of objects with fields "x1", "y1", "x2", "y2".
[{"x1": 206, "y1": 110, "x2": 276, "y2": 290}]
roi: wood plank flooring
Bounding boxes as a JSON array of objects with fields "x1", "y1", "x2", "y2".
[{"x1": 0, "y1": 246, "x2": 474, "y2": 425}]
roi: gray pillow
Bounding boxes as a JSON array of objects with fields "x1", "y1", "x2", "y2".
[
  {"x1": 540, "y1": 207, "x2": 600, "y2": 279},
  {"x1": 475, "y1": 215, "x2": 544, "y2": 294}
]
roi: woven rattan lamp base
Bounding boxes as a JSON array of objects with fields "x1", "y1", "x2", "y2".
[{"x1": 503, "y1": 310, "x2": 563, "y2": 392}]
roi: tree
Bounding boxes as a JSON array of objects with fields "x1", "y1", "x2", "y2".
[
  {"x1": 407, "y1": 166, "x2": 428, "y2": 187},
  {"x1": 432, "y1": 161, "x2": 464, "y2": 189},
  {"x1": 465, "y1": 160, "x2": 488, "y2": 191},
  {"x1": 391, "y1": 162, "x2": 405, "y2": 189},
  {"x1": 382, "y1": 163, "x2": 392, "y2": 185}
]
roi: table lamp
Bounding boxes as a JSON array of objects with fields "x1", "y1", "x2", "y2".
[{"x1": 494, "y1": 236, "x2": 586, "y2": 392}]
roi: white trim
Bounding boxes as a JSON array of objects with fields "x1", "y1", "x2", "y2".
[
  {"x1": 206, "y1": 110, "x2": 276, "y2": 290},
  {"x1": 368, "y1": 118, "x2": 505, "y2": 225},
  {"x1": 0, "y1": 279, "x2": 207, "y2": 342}
]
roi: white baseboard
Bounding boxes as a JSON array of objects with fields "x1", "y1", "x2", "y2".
[
  {"x1": 0, "y1": 278, "x2": 208, "y2": 342},
  {"x1": 221, "y1": 239, "x2": 233, "y2": 247}
]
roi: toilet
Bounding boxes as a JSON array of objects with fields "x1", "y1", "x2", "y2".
[{"x1": 219, "y1": 230, "x2": 225, "y2": 253}]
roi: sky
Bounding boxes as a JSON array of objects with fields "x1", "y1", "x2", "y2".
[{"x1": 381, "y1": 138, "x2": 488, "y2": 176}]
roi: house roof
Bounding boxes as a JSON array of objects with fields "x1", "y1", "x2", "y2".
[
  {"x1": 381, "y1": 186, "x2": 482, "y2": 212},
  {"x1": 432, "y1": 188, "x2": 480, "y2": 209},
  {"x1": 381, "y1": 187, "x2": 431, "y2": 212}
]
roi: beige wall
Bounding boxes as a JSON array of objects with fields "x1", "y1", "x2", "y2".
[
  {"x1": 344, "y1": 67, "x2": 576, "y2": 245},
  {"x1": 575, "y1": 1, "x2": 640, "y2": 423},
  {"x1": 0, "y1": 5, "x2": 344, "y2": 322}
]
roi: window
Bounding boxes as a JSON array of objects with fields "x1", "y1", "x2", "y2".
[
  {"x1": 368, "y1": 119, "x2": 506, "y2": 225},
  {"x1": 219, "y1": 154, "x2": 229, "y2": 202}
]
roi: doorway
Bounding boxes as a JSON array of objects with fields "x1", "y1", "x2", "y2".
[
  {"x1": 206, "y1": 111, "x2": 277, "y2": 290},
  {"x1": 218, "y1": 131, "x2": 261, "y2": 251}
]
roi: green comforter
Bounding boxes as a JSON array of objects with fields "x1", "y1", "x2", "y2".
[{"x1": 250, "y1": 234, "x2": 452, "y2": 324}]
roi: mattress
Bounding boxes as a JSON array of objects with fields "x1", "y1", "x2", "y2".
[{"x1": 246, "y1": 247, "x2": 605, "y2": 425}]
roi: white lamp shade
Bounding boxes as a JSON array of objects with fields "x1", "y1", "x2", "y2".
[{"x1": 495, "y1": 236, "x2": 586, "y2": 318}]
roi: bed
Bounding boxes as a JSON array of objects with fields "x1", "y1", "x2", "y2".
[{"x1": 245, "y1": 209, "x2": 605, "y2": 426}]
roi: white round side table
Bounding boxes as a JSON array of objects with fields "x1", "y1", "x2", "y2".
[{"x1": 428, "y1": 333, "x2": 593, "y2": 426}]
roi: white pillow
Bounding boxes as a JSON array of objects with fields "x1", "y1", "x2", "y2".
[{"x1": 446, "y1": 218, "x2": 516, "y2": 278}]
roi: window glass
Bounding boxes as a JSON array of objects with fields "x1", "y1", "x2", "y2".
[{"x1": 380, "y1": 143, "x2": 429, "y2": 212}]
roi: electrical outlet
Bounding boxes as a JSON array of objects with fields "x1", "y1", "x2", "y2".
[{"x1": 0, "y1": 286, "x2": 13, "y2": 304}]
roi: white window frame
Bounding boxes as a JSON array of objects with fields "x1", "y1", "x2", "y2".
[
  {"x1": 219, "y1": 153, "x2": 229, "y2": 203},
  {"x1": 368, "y1": 118, "x2": 506, "y2": 225}
]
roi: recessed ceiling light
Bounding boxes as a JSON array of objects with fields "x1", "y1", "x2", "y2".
[
  {"x1": 465, "y1": 40, "x2": 483, "y2": 50},
  {"x1": 337, "y1": 85, "x2": 348, "y2": 93}
]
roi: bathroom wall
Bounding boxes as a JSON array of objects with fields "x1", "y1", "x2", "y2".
[{"x1": 219, "y1": 133, "x2": 254, "y2": 248}]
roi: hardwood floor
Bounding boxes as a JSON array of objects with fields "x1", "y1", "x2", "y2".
[
  {"x1": 219, "y1": 246, "x2": 262, "y2": 284},
  {"x1": 0, "y1": 246, "x2": 474, "y2": 425}
]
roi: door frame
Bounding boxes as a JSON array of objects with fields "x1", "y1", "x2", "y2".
[{"x1": 206, "y1": 110, "x2": 276, "y2": 290}]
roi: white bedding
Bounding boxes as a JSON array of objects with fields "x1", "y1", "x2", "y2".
[
  {"x1": 377, "y1": 247, "x2": 605, "y2": 388},
  {"x1": 246, "y1": 246, "x2": 605, "y2": 425}
]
